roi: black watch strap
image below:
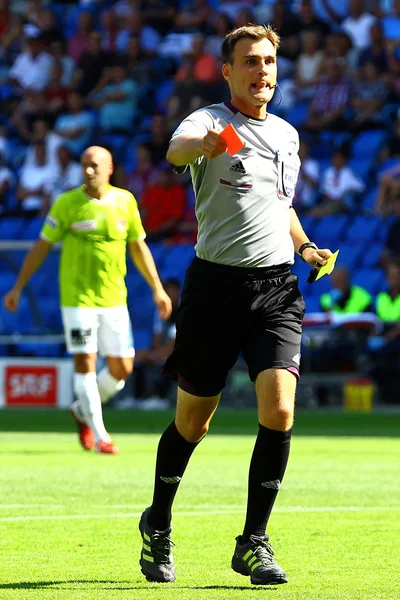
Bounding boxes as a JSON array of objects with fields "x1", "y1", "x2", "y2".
[{"x1": 298, "y1": 242, "x2": 318, "y2": 261}]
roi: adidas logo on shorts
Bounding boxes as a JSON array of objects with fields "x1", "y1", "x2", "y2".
[{"x1": 229, "y1": 160, "x2": 246, "y2": 174}]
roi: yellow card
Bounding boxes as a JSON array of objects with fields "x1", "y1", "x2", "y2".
[{"x1": 315, "y1": 250, "x2": 340, "y2": 280}]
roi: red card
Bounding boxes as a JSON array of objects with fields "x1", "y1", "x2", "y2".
[{"x1": 220, "y1": 124, "x2": 245, "y2": 156}]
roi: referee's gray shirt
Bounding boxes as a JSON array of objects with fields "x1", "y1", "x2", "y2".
[{"x1": 171, "y1": 102, "x2": 301, "y2": 268}]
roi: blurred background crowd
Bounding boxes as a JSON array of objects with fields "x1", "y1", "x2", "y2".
[{"x1": 0, "y1": 0, "x2": 399, "y2": 406}]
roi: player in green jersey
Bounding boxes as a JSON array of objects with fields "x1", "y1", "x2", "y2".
[{"x1": 4, "y1": 146, "x2": 172, "y2": 453}]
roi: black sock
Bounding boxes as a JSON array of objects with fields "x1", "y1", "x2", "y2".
[
  {"x1": 242, "y1": 424, "x2": 292, "y2": 542},
  {"x1": 148, "y1": 421, "x2": 200, "y2": 531}
]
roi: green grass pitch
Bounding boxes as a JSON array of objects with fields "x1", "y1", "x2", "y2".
[{"x1": 1, "y1": 409, "x2": 400, "y2": 600}]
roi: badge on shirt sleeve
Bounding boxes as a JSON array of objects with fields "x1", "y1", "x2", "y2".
[{"x1": 277, "y1": 151, "x2": 300, "y2": 201}]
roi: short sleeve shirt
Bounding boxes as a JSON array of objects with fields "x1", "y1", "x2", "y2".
[
  {"x1": 171, "y1": 102, "x2": 300, "y2": 267},
  {"x1": 40, "y1": 185, "x2": 145, "y2": 307}
]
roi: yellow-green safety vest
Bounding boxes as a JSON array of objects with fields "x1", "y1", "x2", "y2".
[
  {"x1": 375, "y1": 291, "x2": 400, "y2": 322},
  {"x1": 321, "y1": 285, "x2": 372, "y2": 314}
]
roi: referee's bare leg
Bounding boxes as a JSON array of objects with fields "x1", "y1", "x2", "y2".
[{"x1": 138, "y1": 387, "x2": 219, "y2": 583}]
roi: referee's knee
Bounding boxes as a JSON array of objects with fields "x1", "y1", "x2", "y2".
[
  {"x1": 176, "y1": 418, "x2": 210, "y2": 443},
  {"x1": 260, "y1": 402, "x2": 295, "y2": 431}
]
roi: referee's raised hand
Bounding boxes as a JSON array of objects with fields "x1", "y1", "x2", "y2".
[
  {"x1": 201, "y1": 129, "x2": 228, "y2": 159},
  {"x1": 301, "y1": 246, "x2": 333, "y2": 268}
]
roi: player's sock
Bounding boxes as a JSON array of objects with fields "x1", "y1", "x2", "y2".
[
  {"x1": 74, "y1": 372, "x2": 109, "y2": 443},
  {"x1": 242, "y1": 424, "x2": 292, "y2": 542},
  {"x1": 148, "y1": 421, "x2": 200, "y2": 531},
  {"x1": 97, "y1": 367, "x2": 126, "y2": 404}
]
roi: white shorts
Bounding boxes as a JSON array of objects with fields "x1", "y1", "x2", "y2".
[{"x1": 61, "y1": 306, "x2": 135, "y2": 357}]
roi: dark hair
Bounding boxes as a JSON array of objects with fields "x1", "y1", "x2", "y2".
[{"x1": 221, "y1": 24, "x2": 280, "y2": 65}]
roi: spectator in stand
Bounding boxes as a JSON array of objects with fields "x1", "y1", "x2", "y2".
[
  {"x1": 46, "y1": 145, "x2": 83, "y2": 206},
  {"x1": 1, "y1": 14, "x2": 24, "y2": 68},
  {"x1": 16, "y1": 141, "x2": 53, "y2": 216},
  {"x1": 73, "y1": 31, "x2": 116, "y2": 98},
  {"x1": 319, "y1": 0, "x2": 377, "y2": 53},
  {"x1": 303, "y1": 58, "x2": 351, "y2": 134},
  {"x1": 358, "y1": 22, "x2": 390, "y2": 74},
  {"x1": 293, "y1": 139, "x2": 320, "y2": 214},
  {"x1": 115, "y1": 11, "x2": 161, "y2": 56},
  {"x1": 322, "y1": 31, "x2": 358, "y2": 73},
  {"x1": 297, "y1": 0, "x2": 332, "y2": 39},
  {"x1": 279, "y1": 30, "x2": 324, "y2": 109},
  {"x1": 48, "y1": 40, "x2": 75, "y2": 88},
  {"x1": 366, "y1": 261, "x2": 400, "y2": 402},
  {"x1": 0, "y1": 0, "x2": 9, "y2": 38},
  {"x1": 140, "y1": 161, "x2": 186, "y2": 242},
  {"x1": 100, "y1": 9, "x2": 121, "y2": 53},
  {"x1": 43, "y1": 62, "x2": 69, "y2": 121},
  {"x1": 36, "y1": 8, "x2": 64, "y2": 46},
  {"x1": 172, "y1": 186, "x2": 198, "y2": 244},
  {"x1": 139, "y1": 0, "x2": 180, "y2": 37},
  {"x1": 24, "y1": 118, "x2": 63, "y2": 169},
  {"x1": 67, "y1": 11, "x2": 94, "y2": 63},
  {"x1": 376, "y1": 160, "x2": 400, "y2": 216},
  {"x1": 381, "y1": 196, "x2": 400, "y2": 266},
  {"x1": 11, "y1": 91, "x2": 52, "y2": 142},
  {"x1": 55, "y1": 91, "x2": 95, "y2": 159},
  {"x1": 320, "y1": 266, "x2": 373, "y2": 313},
  {"x1": 123, "y1": 36, "x2": 155, "y2": 85},
  {"x1": 90, "y1": 63, "x2": 138, "y2": 134},
  {"x1": 205, "y1": 13, "x2": 233, "y2": 58},
  {"x1": 311, "y1": 149, "x2": 366, "y2": 216},
  {"x1": 171, "y1": 34, "x2": 222, "y2": 120},
  {"x1": 173, "y1": 0, "x2": 212, "y2": 34},
  {"x1": 270, "y1": 0, "x2": 301, "y2": 62},
  {"x1": 384, "y1": 109, "x2": 400, "y2": 159},
  {"x1": 0, "y1": 150, "x2": 14, "y2": 215},
  {"x1": 294, "y1": 31, "x2": 324, "y2": 101},
  {"x1": 127, "y1": 143, "x2": 158, "y2": 200},
  {"x1": 350, "y1": 60, "x2": 389, "y2": 132},
  {"x1": 9, "y1": 24, "x2": 53, "y2": 93},
  {"x1": 147, "y1": 114, "x2": 171, "y2": 166}
]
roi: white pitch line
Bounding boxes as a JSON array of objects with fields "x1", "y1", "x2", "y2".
[{"x1": 1, "y1": 506, "x2": 400, "y2": 522}]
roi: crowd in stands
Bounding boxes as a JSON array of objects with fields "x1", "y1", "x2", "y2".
[{"x1": 0, "y1": 0, "x2": 399, "y2": 401}]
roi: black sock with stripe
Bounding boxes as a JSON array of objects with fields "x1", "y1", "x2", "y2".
[
  {"x1": 242, "y1": 424, "x2": 292, "y2": 542},
  {"x1": 148, "y1": 421, "x2": 200, "y2": 531}
]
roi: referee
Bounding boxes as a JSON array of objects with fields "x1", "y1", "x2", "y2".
[{"x1": 138, "y1": 24, "x2": 332, "y2": 585}]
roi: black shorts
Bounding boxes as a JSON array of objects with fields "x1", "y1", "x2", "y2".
[{"x1": 163, "y1": 257, "x2": 306, "y2": 397}]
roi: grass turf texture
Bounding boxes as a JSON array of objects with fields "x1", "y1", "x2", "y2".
[{"x1": 1, "y1": 409, "x2": 399, "y2": 600}]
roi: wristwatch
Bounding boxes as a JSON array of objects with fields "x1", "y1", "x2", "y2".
[{"x1": 298, "y1": 242, "x2": 318, "y2": 261}]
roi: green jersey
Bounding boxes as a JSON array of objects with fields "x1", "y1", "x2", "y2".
[{"x1": 40, "y1": 185, "x2": 146, "y2": 307}]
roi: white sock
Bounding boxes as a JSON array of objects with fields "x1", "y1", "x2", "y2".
[
  {"x1": 97, "y1": 367, "x2": 126, "y2": 404},
  {"x1": 74, "y1": 372, "x2": 108, "y2": 443}
]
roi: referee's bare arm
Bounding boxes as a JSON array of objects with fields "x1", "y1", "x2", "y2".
[
  {"x1": 166, "y1": 130, "x2": 228, "y2": 166},
  {"x1": 289, "y1": 207, "x2": 332, "y2": 266}
]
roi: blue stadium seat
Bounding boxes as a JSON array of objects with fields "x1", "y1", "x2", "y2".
[
  {"x1": 14, "y1": 343, "x2": 63, "y2": 358},
  {"x1": 129, "y1": 292, "x2": 155, "y2": 330},
  {"x1": 285, "y1": 102, "x2": 308, "y2": 128},
  {"x1": 352, "y1": 130, "x2": 387, "y2": 159},
  {"x1": 40, "y1": 298, "x2": 63, "y2": 331},
  {"x1": 313, "y1": 215, "x2": 350, "y2": 246},
  {"x1": 0, "y1": 218, "x2": 24, "y2": 239},
  {"x1": 361, "y1": 187, "x2": 378, "y2": 211},
  {"x1": 0, "y1": 272, "x2": 16, "y2": 297},
  {"x1": 334, "y1": 243, "x2": 364, "y2": 270},
  {"x1": 299, "y1": 215, "x2": 316, "y2": 238},
  {"x1": 22, "y1": 218, "x2": 45, "y2": 240},
  {"x1": 303, "y1": 295, "x2": 321, "y2": 313},
  {"x1": 0, "y1": 296, "x2": 36, "y2": 334},
  {"x1": 352, "y1": 268, "x2": 385, "y2": 295},
  {"x1": 348, "y1": 158, "x2": 372, "y2": 182},
  {"x1": 345, "y1": 216, "x2": 381, "y2": 242},
  {"x1": 133, "y1": 328, "x2": 152, "y2": 352},
  {"x1": 164, "y1": 244, "x2": 195, "y2": 271},
  {"x1": 147, "y1": 242, "x2": 168, "y2": 270},
  {"x1": 155, "y1": 79, "x2": 174, "y2": 112},
  {"x1": 382, "y1": 17, "x2": 400, "y2": 40},
  {"x1": 361, "y1": 243, "x2": 383, "y2": 267}
]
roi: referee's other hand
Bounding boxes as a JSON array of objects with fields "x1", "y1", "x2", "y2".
[
  {"x1": 302, "y1": 247, "x2": 332, "y2": 268},
  {"x1": 202, "y1": 129, "x2": 228, "y2": 159}
]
